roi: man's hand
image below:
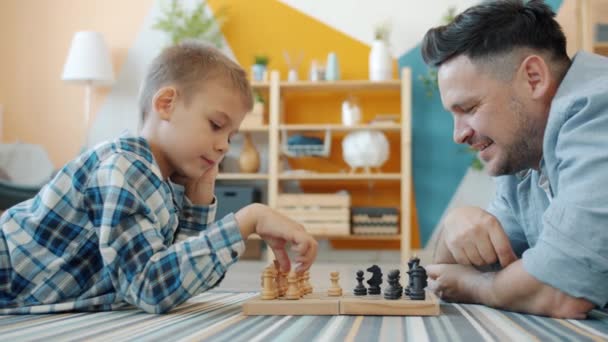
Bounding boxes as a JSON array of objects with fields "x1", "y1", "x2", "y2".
[
  {"x1": 235, "y1": 203, "x2": 318, "y2": 273},
  {"x1": 426, "y1": 264, "x2": 490, "y2": 304},
  {"x1": 171, "y1": 165, "x2": 218, "y2": 205},
  {"x1": 427, "y1": 261, "x2": 595, "y2": 319},
  {"x1": 437, "y1": 206, "x2": 517, "y2": 268}
]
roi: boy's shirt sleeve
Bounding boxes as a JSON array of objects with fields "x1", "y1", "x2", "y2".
[
  {"x1": 170, "y1": 182, "x2": 220, "y2": 242},
  {"x1": 88, "y1": 154, "x2": 245, "y2": 313}
]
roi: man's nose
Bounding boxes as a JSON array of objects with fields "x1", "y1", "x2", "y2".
[{"x1": 453, "y1": 117, "x2": 473, "y2": 144}]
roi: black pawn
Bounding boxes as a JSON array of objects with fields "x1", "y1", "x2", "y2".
[
  {"x1": 409, "y1": 265, "x2": 427, "y2": 301},
  {"x1": 354, "y1": 270, "x2": 367, "y2": 296},
  {"x1": 384, "y1": 269, "x2": 402, "y2": 300},
  {"x1": 366, "y1": 265, "x2": 383, "y2": 295}
]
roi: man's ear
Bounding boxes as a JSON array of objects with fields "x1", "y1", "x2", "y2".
[
  {"x1": 152, "y1": 87, "x2": 178, "y2": 121},
  {"x1": 517, "y1": 55, "x2": 551, "y2": 100}
]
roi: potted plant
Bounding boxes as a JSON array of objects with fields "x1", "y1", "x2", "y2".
[
  {"x1": 252, "y1": 55, "x2": 269, "y2": 82},
  {"x1": 369, "y1": 21, "x2": 393, "y2": 81},
  {"x1": 153, "y1": 0, "x2": 227, "y2": 47}
]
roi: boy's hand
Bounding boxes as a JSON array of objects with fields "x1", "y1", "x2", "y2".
[
  {"x1": 235, "y1": 204, "x2": 318, "y2": 273},
  {"x1": 171, "y1": 165, "x2": 218, "y2": 205}
]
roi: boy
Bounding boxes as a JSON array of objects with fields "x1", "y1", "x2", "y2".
[{"x1": 0, "y1": 41, "x2": 318, "y2": 314}]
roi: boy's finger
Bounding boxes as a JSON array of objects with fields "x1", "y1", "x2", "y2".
[{"x1": 272, "y1": 248, "x2": 291, "y2": 273}]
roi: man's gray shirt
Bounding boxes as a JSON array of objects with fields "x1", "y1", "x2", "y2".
[{"x1": 487, "y1": 52, "x2": 608, "y2": 306}]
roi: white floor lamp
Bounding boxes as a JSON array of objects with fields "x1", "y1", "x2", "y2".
[{"x1": 62, "y1": 31, "x2": 114, "y2": 149}]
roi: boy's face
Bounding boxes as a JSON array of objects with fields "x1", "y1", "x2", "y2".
[{"x1": 157, "y1": 81, "x2": 248, "y2": 180}]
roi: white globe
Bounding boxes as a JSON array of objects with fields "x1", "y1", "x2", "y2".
[{"x1": 342, "y1": 130, "x2": 390, "y2": 170}]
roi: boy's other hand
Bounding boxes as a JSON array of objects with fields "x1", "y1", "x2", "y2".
[
  {"x1": 235, "y1": 204, "x2": 318, "y2": 273},
  {"x1": 171, "y1": 164, "x2": 218, "y2": 205}
]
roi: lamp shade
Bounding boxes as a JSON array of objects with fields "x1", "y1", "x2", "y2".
[{"x1": 62, "y1": 31, "x2": 114, "y2": 85}]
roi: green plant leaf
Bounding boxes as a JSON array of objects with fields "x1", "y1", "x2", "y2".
[{"x1": 153, "y1": 0, "x2": 227, "y2": 47}]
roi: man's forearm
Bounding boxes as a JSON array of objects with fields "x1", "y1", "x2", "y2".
[{"x1": 476, "y1": 260, "x2": 594, "y2": 318}]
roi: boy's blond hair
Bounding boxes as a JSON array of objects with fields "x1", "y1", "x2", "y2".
[{"x1": 139, "y1": 40, "x2": 253, "y2": 121}]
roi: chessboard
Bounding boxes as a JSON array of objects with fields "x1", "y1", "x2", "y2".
[
  {"x1": 242, "y1": 291, "x2": 440, "y2": 316},
  {"x1": 242, "y1": 259, "x2": 440, "y2": 316}
]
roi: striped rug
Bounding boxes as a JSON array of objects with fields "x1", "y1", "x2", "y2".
[{"x1": 1, "y1": 291, "x2": 607, "y2": 341}]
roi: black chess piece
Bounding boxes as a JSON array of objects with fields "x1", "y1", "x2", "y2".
[
  {"x1": 366, "y1": 265, "x2": 383, "y2": 295},
  {"x1": 404, "y1": 256, "x2": 420, "y2": 297},
  {"x1": 383, "y1": 269, "x2": 402, "y2": 300},
  {"x1": 354, "y1": 270, "x2": 367, "y2": 296},
  {"x1": 409, "y1": 265, "x2": 427, "y2": 300}
]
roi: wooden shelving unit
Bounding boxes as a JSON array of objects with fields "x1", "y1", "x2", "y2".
[
  {"x1": 225, "y1": 69, "x2": 413, "y2": 267},
  {"x1": 217, "y1": 173, "x2": 269, "y2": 180},
  {"x1": 278, "y1": 173, "x2": 402, "y2": 181},
  {"x1": 578, "y1": 0, "x2": 608, "y2": 56}
]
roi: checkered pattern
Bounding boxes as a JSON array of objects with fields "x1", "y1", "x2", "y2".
[{"x1": 0, "y1": 135, "x2": 245, "y2": 314}]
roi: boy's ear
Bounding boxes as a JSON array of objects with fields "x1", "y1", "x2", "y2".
[{"x1": 152, "y1": 87, "x2": 178, "y2": 121}]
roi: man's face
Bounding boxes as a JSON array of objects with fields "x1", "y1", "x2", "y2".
[
  {"x1": 159, "y1": 81, "x2": 248, "y2": 180},
  {"x1": 438, "y1": 55, "x2": 545, "y2": 176}
]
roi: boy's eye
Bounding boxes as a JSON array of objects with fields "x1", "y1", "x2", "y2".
[{"x1": 210, "y1": 120, "x2": 222, "y2": 130}]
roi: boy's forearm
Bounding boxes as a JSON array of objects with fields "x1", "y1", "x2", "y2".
[
  {"x1": 234, "y1": 203, "x2": 262, "y2": 239},
  {"x1": 477, "y1": 260, "x2": 594, "y2": 318}
]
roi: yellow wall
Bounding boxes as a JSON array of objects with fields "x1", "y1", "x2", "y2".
[
  {"x1": 0, "y1": 0, "x2": 153, "y2": 166},
  {"x1": 0, "y1": 0, "x2": 600, "y2": 168}
]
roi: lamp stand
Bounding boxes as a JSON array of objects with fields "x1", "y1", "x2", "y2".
[{"x1": 83, "y1": 81, "x2": 92, "y2": 149}]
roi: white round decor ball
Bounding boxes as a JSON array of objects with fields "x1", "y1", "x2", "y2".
[{"x1": 341, "y1": 130, "x2": 390, "y2": 169}]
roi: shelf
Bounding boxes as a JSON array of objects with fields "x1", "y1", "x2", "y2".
[
  {"x1": 279, "y1": 79, "x2": 401, "y2": 92},
  {"x1": 217, "y1": 173, "x2": 269, "y2": 180},
  {"x1": 278, "y1": 173, "x2": 401, "y2": 181},
  {"x1": 594, "y1": 43, "x2": 608, "y2": 56},
  {"x1": 251, "y1": 82, "x2": 270, "y2": 90},
  {"x1": 249, "y1": 234, "x2": 401, "y2": 241},
  {"x1": 279, "y1": 123, "x2": 401, "y2": 131},
  {"x1": 239, "y1": 125, "x2": 269, "y2": 132}
]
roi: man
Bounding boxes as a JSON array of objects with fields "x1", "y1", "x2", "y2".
[{"x1": 421, "y1": 0, "x2": 608, "y2": 318}]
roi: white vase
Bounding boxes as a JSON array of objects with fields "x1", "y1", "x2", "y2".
[{"x1": 369, "y1": 39, "x2": 392, "y2": 81}]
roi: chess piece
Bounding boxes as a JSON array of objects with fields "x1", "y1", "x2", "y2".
[
  {"x1": 285, "y1": 271, "x2": 300, "y2": 300},
  {"x1": 327, "y1": 271, "x2": 343, "y2": 296},
  {"x1": 273, "y1": 260, "x2": 287, "y2": 297},
  {"x1": 384, "y1": 269, "x2": 402, "y2": 300},
  {"x1": 280, "y1": 271, "x2": 288, "y2": 296},
  {"x1": 409, "y1": 265, "x2": 427, "y2": 300},
  {"x1": 261, "y1": 266, "x2": 277, "y2": 300},
  {"x1": 353, "y1": 270, "x2": 367, "y2": 296},
  {"x1": 405, "y1": 256, "x2": 420, "y2": 297},
  {"x1": 297, "y1": 273, "x2": 306, "y2": 297},
  {"x1": 304, "y1": 270, "x2": 313, "y2": 294},
  {"x1": 366, "y1": 265, "x2": 383, "y2": 295}
]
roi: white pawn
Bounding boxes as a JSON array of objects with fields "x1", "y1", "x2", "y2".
[
  {"x1": 261, "y1": 266, "x2": 277, "y2": 300},
  {"x1": 327, "y1": 271, "x2": 343, "y2": 297},
  {"x1": 285, "y1": 271, "x2": 300, "y2": 300}
]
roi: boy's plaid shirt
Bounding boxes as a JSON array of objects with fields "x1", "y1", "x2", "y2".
[{"x1": 0, "y1": 135, "x2": 245, "y2": 314}]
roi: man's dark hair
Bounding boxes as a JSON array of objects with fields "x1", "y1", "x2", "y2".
[{"x1": 422, "y1": 0, "x2": 570, "y2": 68}]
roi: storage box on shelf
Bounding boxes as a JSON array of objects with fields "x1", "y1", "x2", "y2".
[
  {"x1": 277, "y1": 193, "x2": 350, "y2": 236},
  {"x1": 351, "y1": 207, "x2": 399, "y2": 235}
]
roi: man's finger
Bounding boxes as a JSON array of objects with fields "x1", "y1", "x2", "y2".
[
  {"x1": 476, "y1": 233, "x2": 498, "y2": 265},
  {"x1": 450, "y1": 247, "x2": 471, "y2": 266},
  {"x1": 488, "y1": 225, "x2": 518, "y2": 267},
  {"x1": 463, "y1": 241, "x2": 485, "y2": 266},
  {"x1": 426, "y1": 264, "x2": 440, "y2": 278}
]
